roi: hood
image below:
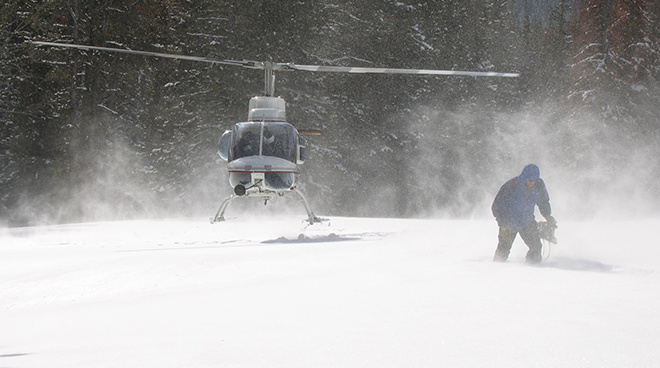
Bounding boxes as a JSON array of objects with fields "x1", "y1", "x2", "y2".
[{"x1": 518, "y1": 164, "x2": 540, "y2": 182}]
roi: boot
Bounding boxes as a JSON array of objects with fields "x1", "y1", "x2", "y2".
[
  {"x1": 493, "y1": 249, "x2": 509, "y2": 262},
  {"x1": 525, "y1": 250, "x2": 542, "y2": 264}
]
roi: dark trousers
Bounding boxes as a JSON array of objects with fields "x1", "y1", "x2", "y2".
[{"x1": 494, "y1": 221, "x2": 543, "y2": 263}]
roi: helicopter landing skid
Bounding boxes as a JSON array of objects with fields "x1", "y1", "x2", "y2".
[
  {"x1": 290, "y1": 188, "x2": 323, "y2": 225},
  {"x1": 210, "y1": 188, "x2": 322, "y2": 225},
  {"x1": 210, "y1": 195, "x2": 236, "y2": 223}
]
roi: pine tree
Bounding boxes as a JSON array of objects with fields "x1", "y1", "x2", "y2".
[
  {"x1": 0, "y1": 0, "x2": 72, "y2": 223},
  {"x1": 651, "y1": 0, "x2": 660, "y2": 85},
  {"x1": 540, "y1": 0, "x2": 573, "y2": 100},
  {"x1": 609, "y1": 0, "x2": 657, "y2": 128},
  {"x1": 568, "y1": 0, "x2": 657, "y2": 128},
  {"x1": 567, "y1": 0, "x2": 613, "y2": 116}
]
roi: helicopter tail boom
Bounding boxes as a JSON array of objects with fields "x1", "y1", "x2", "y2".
[{"x1": 298, "y1": 130, "x2": 322, "y2": 136}]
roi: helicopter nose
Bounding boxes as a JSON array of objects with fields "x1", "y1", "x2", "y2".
[{"x1": 234, "y1": 185, "x2": 246, "y2": 196}]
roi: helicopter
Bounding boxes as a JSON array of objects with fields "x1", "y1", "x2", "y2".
[{"x1": 32, "y1": 41, "x2": 519, "y2": 224}]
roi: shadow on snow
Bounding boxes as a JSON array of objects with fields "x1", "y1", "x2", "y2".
[{"x1": 262, "y1": 233, "x2": 360, "y2": 244}]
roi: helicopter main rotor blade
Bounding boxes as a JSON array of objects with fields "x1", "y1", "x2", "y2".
[
  {"x1": 285, "y1": 64, "x2": 519, "y2": 78},
  {"x1": 33, "y1": 41, "x2": 518, "y2": 77},
  {"x1": 31, "y1": 41, "x2": 263, "y2": 69}
]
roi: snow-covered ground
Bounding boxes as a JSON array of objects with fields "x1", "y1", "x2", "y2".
[{"x1": 1, "y1": 216, "x2": 659, "y2": 367}]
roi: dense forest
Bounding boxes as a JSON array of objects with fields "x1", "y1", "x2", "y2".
[{"x1": 1, "y1": 0, "x2": 659, "y2": 226}]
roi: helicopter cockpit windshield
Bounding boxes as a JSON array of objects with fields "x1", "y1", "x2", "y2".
[{"x1": 231, "y1": 122, "x2": 297, "y2": 162}]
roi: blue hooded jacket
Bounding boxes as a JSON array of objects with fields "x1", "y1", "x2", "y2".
[{"x1": 491, "y1": 164, "x2": 551, "y2": 231}]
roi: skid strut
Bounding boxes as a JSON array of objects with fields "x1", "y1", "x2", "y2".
[
  {"x1": 210, "y1": 195, "x2": 236, "y2": 223},
  {"x1": 291, "y1": 188, "x2": 322, "y2": 224}
]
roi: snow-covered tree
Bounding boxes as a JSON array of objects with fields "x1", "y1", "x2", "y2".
[{"x1": 568, "y1": 0, "x2": 658, "y2": 128}]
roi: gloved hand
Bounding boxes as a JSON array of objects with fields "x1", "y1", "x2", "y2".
[{"x1": 546, "y1": 215, "x2": 557, "y2": 228}]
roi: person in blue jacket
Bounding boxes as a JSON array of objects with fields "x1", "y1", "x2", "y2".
[{"x1": 491, "y1": 164, "x2": 556, "y2": 263}]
